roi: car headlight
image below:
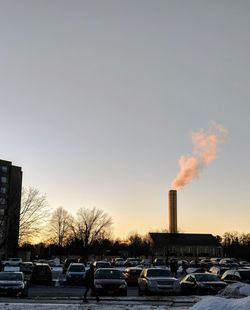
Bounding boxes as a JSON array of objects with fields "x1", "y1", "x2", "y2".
[
  {"x1": 95, "y1": 281, "x2": 102, "y2": 289},
  {"x1": 16, "y1": 282, "x2": 24, "y2": 289}
]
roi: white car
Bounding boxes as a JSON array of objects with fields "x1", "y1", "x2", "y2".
[
  {"x1": 3, "y1": 258, "x2": 22, "y2": 266},
  {"x1": 138, "y1": 268, "x2": 180, "y2": 295}
]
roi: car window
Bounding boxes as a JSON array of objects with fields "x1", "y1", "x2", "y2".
[
  {"x1": 146, "y1": 269, "x2": 171, "y2": 277},
  {"x1": 95, "y1": 269, "x2": 123, "y2": 279},
  {"x1": 239, "y1": 271, "x2": 250, "y2": 280},
  {"x1": 34, "y1": 265, "x2": 51, "y2": 273},
  {"x1": 195, "y1": 274, "x2": 220, "y2": 282},
  {"x1": 0, "y1": 273, "x2": 23, "y2": 281},
  {"x1": 69, "y1": 265, "x2": 85, "y2": 272},
  {"x1": 96, "y1": 262, "x2": 110, "y2": 268}
]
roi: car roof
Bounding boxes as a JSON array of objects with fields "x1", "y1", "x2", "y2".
[
  {"x1": 146, "y1": 267, "x2": 168, "y2": 270},
  {"x1": 1, "y1": 271, "x2": 23, "y2": 275},
  {"x1": 191, "y1": 273, "x2": 215, "y2": 276},
  {"x1": 96, "y1": 268, "x2": 121, "y2": 271},
  {"x1": 125, "y1": 267, "x2": 142, "y2": 270}
]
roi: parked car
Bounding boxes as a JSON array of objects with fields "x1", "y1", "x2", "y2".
[
  {"x1": 209, "y1": 266, "x2": 230, "y2": 279},
  {"x1": 63, "y1": 258, "x2": 79, "y2": 274},
  {"x1": 3, "y1": 258, "x2": 22, "y2": 266},
  {"x1": 94, "y1": 268, "x2": 127, "y2": 296},
  {"x1": 19, "y1": 262, "x2": 33, "y2": 280},
  {"x1": 180, "y1": 273, "x2": 227, "y2": 295},
  {"x1": 112, "y1": 258, "x2": 125, "y2": 267},
  {"x1": 210, "y1": 257, "x2": 222, "y2": 265},
  {"x1": 186, "y1": 267, "x2": 207, "y2": 274},
  {"x1": 219, "y1": 258, "x2": 239, "y2": 266},
  {"x1": 138, "y1": 268, "x2": 180, "y2": 296},
  {"x1": 221, "y1": 269, "x2": 250, "y2": 284},
  {"x1": 153, "y1": 258, "x2": 166, "y2": 267},
  {"x1": 199, "y1": 259, "x2": 213, "y2": 269},
  {"x1": 31, "y1": 263, "x2": 52, "y2": 285},
  {"x1": 0, "y1": 272, "x2": 28, "y2": 297},
  {"x1": 66, "y1": 263, "x2": 86, "y2": 285},
  {"x1": 124, "y1": 258, "x2": 140, "y2": 267},
  {"x1": 140, "y1": 259, "x2": 151, "y2": 267},
  {"x1": 124, "y1": 267, "x2": 143, "y2": 286},
  {"x1": 93, "y1": 261, "x2": 111, "y2": 269}
]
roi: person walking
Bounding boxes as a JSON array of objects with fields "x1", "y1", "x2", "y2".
[
  {"x1": 83, "y1": 264, "x2": 100, "y2": 303},
  {"x1": 170, "y1": 259, "x2": 178, "y2": 277}
]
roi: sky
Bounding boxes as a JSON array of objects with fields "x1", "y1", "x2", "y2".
[{"x1": 1, "y1": 0, "x2": 250, "y2": 240}]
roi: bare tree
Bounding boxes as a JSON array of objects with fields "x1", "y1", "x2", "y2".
[
  {"x1": 47, "y1": 207, "x2": 73, "y2": 247},
  {"x1": 19, "y1": 187, "x2": 50, "y2": 245},
  {"x1": 72, "y1": 207, "x2": 113, "y2": 249}
]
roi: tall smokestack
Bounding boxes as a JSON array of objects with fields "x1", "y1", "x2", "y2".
[{"x1": 169, "y1": 190, "x2": 177, "y2": 233}]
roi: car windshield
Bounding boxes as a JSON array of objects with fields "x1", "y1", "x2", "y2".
[
  {"x1": 69, "y1": 265, "x2": 85, "y2": 272},
  {"x1": 195, "y1": 274, "x2": 220, "y2": 282},
  {"x1": 129, "y1": 269, "x2": 142, "y2": 275},
  {"x1": 0, "y1": 273, "x2": 23, "y2": 281},
  {"x1": 96, "y1": 262, "x2": 110, "y2": 268},
  {"x1": 95, "y1": 269, "x2": 123, "y2": 279},
  {"x1": 147, "y1": 269, "x2": 171, "y2": 277},
  {"x1": 239, "y1": 271, "x2": 250, "y2": 280}
]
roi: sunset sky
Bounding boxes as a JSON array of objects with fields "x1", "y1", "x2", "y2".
[{"x1": 1, "y1": 1, "x2": 250, "y2": 239}]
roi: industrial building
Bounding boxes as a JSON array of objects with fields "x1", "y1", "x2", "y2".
[
  {"x1": 0, "y1": 159, "x2": 22, "y2": 258},
  {"x1": 149, "y1": 190, "x2": 222, "y2": 258}
]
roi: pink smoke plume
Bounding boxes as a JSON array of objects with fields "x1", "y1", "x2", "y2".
[{"x1": 171, "y1": 121, "x2": 228, "y2": 189}]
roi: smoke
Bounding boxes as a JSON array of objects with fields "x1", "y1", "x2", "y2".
[{"x1": 171, "y1": 121, "x2": 228, "y2": 189}]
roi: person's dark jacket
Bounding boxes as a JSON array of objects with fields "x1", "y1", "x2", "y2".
[{"x1": 84, "y1": 267, "x2": 95, "y2": 286}]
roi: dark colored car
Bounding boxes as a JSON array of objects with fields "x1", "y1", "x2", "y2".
[
  {"x1": 0, "y1": 272, "x2": 28, "y2": 297},
  {"x1": 221, "y1": 269, "x2": 250, "y2": 284},
  {"x1": 124, "y1": 258, "x2": 140, "y2": 267},
  {"x1": 66, "y1": 263, "x2": 86, "y2": 285},
  {"x1": 93, "y1": 261, "x2": 111, "y2": 269},
  {"x1": 20, "y1": 262, "x2": 33, "y2": 280},
  {"x1": 153, "y1": 258, "x2": 166, "y2": 267},
  {"x1": 94, "y1": 268, "x2": 127, "y2": 296},
  {"x1": 180, "y1": 273, "x2": 227, "y2": 295},
  {"x1": 124, "y1": 267, "x2": 143, "y2": 286},
  {"x1": 31, "y1": 263, "x2": 52, "y2": 285}
]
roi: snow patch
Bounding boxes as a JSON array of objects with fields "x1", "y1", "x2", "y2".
[{"x1": 189, "y1": 296, "x2": 250, "y2": 310}]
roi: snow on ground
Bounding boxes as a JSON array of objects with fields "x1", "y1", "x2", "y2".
[
  {"x1": 0, "y1": 303, "x2": 187, "y2": 310},
  {"x1": 190, "y1": 283, "x2": 250, "y2": 309},
  {"x1": 219, "y1": 282, "x2": 250, "y2": 298},
  {"x1": 189, "y1": 296, "x2": 250, "y2": 310}
]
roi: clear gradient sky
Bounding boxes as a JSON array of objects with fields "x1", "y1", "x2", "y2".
[{"x1": 1, "y1": 0, "x2": 250, "y2": 239}]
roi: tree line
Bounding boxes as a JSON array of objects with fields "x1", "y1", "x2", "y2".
[{"x1": 19, "y1": 187, "x2": 250, "y2": 261}]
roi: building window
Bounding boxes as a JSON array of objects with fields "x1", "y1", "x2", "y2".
[
  {"x1": 0, "y1": 176, "x2": 7, "y2": 184},
  {"x1": 0, "y1": 198, "x2": 6, "y2": 205},
  {"x1": 0, "y1": 166, "x2": 8, "y2": 173},
  {"x1": 0, "y1": 187, "x2": 7, "y2": 194}
]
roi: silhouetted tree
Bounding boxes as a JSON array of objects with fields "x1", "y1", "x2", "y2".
[
  {"x1": 47, "y1": 207, "x2": 74, "y2": 247},
  {"x1": 70, "y1": 207, "x2": 113, "y2": 258},
  {"x1": 19, "y1": 187, "x2": 50, "y2": 245}
]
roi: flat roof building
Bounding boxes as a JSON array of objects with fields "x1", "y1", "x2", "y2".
[{"x1": 0, "y1": 159, "x2": 22, "y2": 258}]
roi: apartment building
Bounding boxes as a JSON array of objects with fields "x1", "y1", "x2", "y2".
[{"x1": 0, "y1": 159, "x2": 22, "y2": 258}]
